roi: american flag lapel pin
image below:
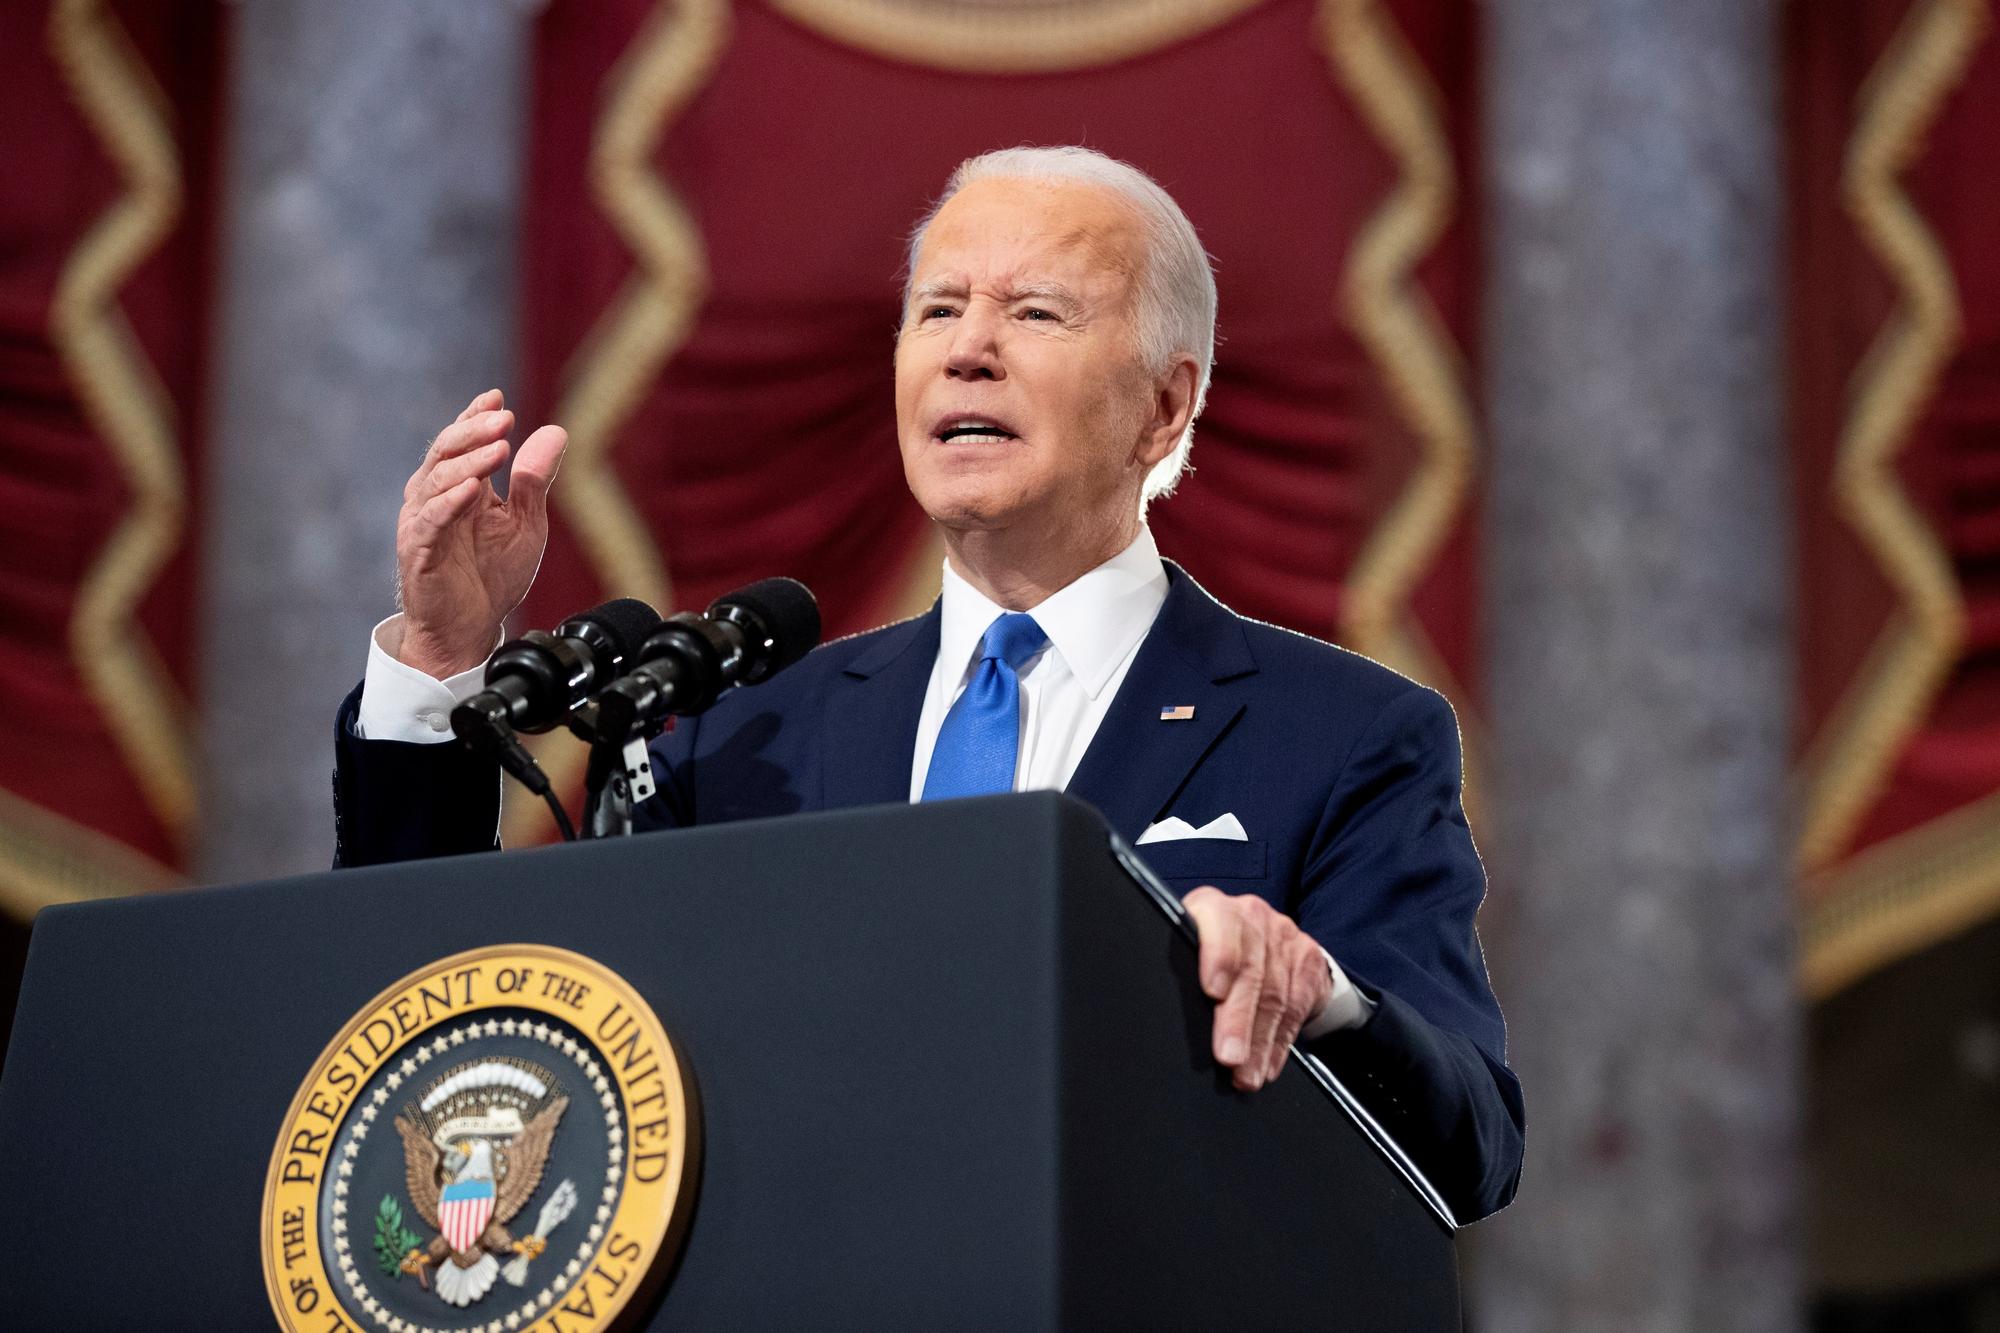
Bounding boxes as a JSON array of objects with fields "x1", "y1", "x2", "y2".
[{"x1": 1160, "y1": 705, "x2": 1196, "y2": 721}]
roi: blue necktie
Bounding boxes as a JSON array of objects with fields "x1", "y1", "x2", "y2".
[{"x1": 921, "y1": 612, "x2": 1048, "y2": 801}]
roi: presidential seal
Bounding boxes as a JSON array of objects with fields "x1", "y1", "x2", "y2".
[{"x1": 261, "y1": 945, "x2": 698, "y2": 1333}]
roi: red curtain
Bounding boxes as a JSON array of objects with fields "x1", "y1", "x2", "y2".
[
  {"x1": 0, "y1": 1, "x2": 222, "y2": 896},
  {"x1": 1787, "y1": 0, "x2": 2000, "y2": 992},
  {"x1": 3, "y1": 0, "x2": 1994, "y2": 1000},
  {"x1": 513, "y1": 0, "x2": 1484, "y2": 835}
]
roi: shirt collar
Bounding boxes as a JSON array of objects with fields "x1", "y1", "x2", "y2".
[{"x1": 936, "y1": 527, "x2": 1169, "y2": 699}]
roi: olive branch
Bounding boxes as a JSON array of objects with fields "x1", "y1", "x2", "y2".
[{"x1": 374, "y1": 1195, "x2": 424, "y2": 1278}]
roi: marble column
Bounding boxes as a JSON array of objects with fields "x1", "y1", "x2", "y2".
[
  {"x1": 198, "y1": 1, "x2": 539, "y2": 884},
  {"x1": 1473, "y1": 4, "x2": 1798, "y2": 1330}
]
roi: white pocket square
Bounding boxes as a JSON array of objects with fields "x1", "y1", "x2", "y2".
[{"x1": 1135, "y1": 813, "x2": 1248, "y2": 845}]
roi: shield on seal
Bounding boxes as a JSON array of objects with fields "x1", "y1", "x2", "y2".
[{"x1": 439, "y1": 1175, "x2": 496, "y2": 1253}]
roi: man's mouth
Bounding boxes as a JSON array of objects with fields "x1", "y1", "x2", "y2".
[{"x1": 934, "y1": 417, "x2": 1019, "y2": 444}]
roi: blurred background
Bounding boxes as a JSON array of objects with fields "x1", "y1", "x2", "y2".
[{"x1": 2, "y1": 0, "x2": 1997, "y2": 1328}]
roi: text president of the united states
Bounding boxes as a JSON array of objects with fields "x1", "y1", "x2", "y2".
[{"x1": 333, "y1": 146, "x2": 1525, "y2": 1222}]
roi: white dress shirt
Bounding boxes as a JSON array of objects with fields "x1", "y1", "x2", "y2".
[
  {"x1": 909, "y1": 526, "x2": 1170, "y2": 800},
  {"x1": 356, "y1": 526, "x2": 1366, "y2": 1036},
  {"x1": 355, "y1": 614, "x2": 494, "y2": 744}
]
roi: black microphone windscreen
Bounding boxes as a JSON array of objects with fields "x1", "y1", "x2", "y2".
[
  {"x1": 566, "y1": 597, "x2": 663, "y2": 660},
  {"x1": 710, "y1": 578, "x2": 821, "y2": 672}
]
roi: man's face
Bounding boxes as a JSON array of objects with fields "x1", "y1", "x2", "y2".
[{"x1": 895, "y1": 176, "x2": 1169, "y2": 538}]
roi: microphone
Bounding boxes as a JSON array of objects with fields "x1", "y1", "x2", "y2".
[
  {"x1": 451, "y1": 599, "x2": 663, "y2": 811},
  {"x1": 571, "y1": 578, "x2": 821, "y2": 746},
  {"x1": 452, "y1": 598, "x2": 663, "y2": 740}
]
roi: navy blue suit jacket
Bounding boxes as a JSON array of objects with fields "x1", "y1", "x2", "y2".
[{"x1": 333, "y1": 562, "x2": 1523, "y2": 1220}]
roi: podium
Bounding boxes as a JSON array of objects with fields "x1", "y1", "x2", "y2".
[{"x1": 0, "y1": 793, "x2": 1456, "y2": 1330}]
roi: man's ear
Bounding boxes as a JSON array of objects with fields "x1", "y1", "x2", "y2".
[{"x1": 1137, "y1": 355, "x2": 1201, "y2": 470}]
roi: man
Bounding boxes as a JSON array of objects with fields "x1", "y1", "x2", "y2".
[{"x1": 336, "y1": 147, "x2": 1523, "y2": 1221}]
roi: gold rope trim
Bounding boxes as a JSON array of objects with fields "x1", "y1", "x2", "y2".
[
  {"x1": 505, "y1": 0, "x2": 729, "y2": 845},
  {"x1": 0, "y1": 787, "x2": 179, "y2": 922},
  {"x1": 1804, "y1": 785, "x2": 2000, "y2": 998},
  {"x1": 1797, "y1": 0, "x2": 1987, "y2": 874},
  {"x1": 41, "y1": 0, "x2": 197, "y2": 856},
  {"x1": 1319, "y1": 0, "x2": 1475, "y2": 683},
  {"x1": 766, "y1": 0, "x2": 1261, "y2": 73}
]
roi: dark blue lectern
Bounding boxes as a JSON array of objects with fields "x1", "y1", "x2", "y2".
[{"x1": 0, "y1": 793, "x2": 1455, "y2": 1330}]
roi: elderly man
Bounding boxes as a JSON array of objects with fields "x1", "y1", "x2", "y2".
[{"x1": 335, "y1": 147, "x2": 1523, "y2": 1221}]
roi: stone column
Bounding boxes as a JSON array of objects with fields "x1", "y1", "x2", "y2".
[
  {"x1": 198, "y1": 1, "x2": 539, "y2": 884},
  {"x1": 1473, "y1": 4, "x2": 1798, "y2": 1331}
]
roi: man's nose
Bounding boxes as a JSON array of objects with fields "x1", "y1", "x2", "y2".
[{"x1": 944, "y1": 305, "x2": 1005, "y2": 381}]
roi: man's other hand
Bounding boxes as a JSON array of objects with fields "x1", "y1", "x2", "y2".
[
  {"x1": 394, "y1": 389, "x2": 568, "y2": 678},
  {"x1": 1182, "y1": 886, "x2": 1333, "y2": 1091}
]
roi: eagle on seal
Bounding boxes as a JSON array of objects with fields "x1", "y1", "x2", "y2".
[{"x1": 392, "y1": 1080, "x2": 570, "y2": 1308}]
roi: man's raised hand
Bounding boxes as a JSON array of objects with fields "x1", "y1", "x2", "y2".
[
  {"x1": 394, "y1": 389, "x2": 567, "y2": 678},
  {"x1": 1181, "y1": 886, "x2": 1334, "y2": 1092}
]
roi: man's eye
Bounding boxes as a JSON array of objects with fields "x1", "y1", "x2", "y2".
[
  {"x1": 923, "y1": 306, "x2": 956, "y2": 320},
  {"x1": 1022, "y1": 308, "x2": 1057, "y2": 321}
]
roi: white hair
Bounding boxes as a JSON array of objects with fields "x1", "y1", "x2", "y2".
[{"x1": 905, "y1": 146, "x2": 1217, "y2": 503}]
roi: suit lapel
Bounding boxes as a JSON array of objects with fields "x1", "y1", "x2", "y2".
[
  {"x1": 821, "y1": 607, "x2": 940, "y2": 809},
  {"x1": 1066, "y1": 563, "x2": 1257, "y2": 842}
]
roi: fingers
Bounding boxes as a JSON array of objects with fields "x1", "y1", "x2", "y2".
[
  {"x1": 1186, "y1": 887, "x2": 1329, "y2": 1092},
  {"x1": 423, "y1": 439, "x2": 512, "y2": 500},
  {"x1": 454, "y1": 388, "x2": 504, "y2": 424},
  {"x1": 410, "y1": 410, "x2": 514, "y2": 500},
  {"x1": 1185, "y1": 888, "x2": 1252, "y2": 1072},
  {"x1": 408, "y1": 477, "x2": 484, "y2": 546},
  {"x1": 504, "y1": 424, "x2": 568, "y2": 513},
  {"x1": 468, "y1": 388, "x2": 504, "y2": 419},
  {"x1": 1245, "y1": 931, "x2": 1293, "y2": 1088},
  {"x1": 1265, "y1": 946, "x2": 1322, "y2": 1083},
  {"x1": 1183, "y1": 887, "x2": 1237, "y2": 1001},
  {"x1": 1212, "y1": 916, "x2": 1267, "y2": 1083}
]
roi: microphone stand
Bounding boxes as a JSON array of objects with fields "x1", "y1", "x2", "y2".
[
  {"x1": 582, "y1": 742, "x2": 635, "y2": 838},
  {"x1": 572, "y1": 695, "x2": 658, "y2": 839}
]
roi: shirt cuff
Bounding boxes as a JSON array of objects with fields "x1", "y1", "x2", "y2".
[
  {"x1": 354, "y1": 614, "x2": 494, "y2": 743},
  {"x1": 1300, "y1": 947, "x2": 1374, "y2": 1040}
]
